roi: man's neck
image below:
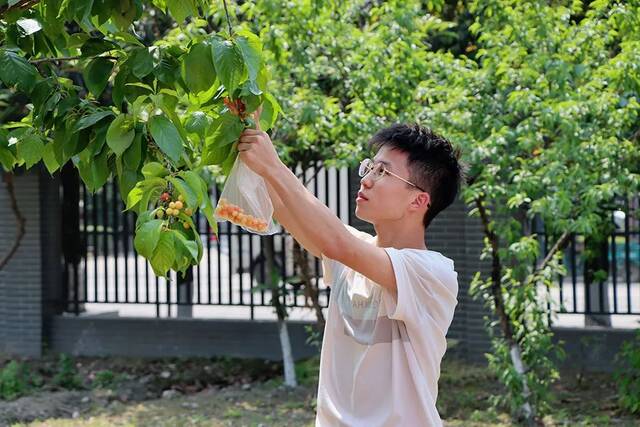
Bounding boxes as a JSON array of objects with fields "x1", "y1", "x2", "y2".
[{"x1": 372, "y1": 221, "x2": 427, "y2": 251}]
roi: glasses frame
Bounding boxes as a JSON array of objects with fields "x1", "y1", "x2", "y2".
[{"x1": 358, "y1": 158, "x2": 426, "y2": 193}]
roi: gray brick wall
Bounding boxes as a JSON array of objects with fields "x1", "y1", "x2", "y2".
[
  {"x1": 0, "y1": 168, "x2": 43, "y2": 357},
  {"x1": 428, "y1": 197, "x2": 494, "y2": 362}
]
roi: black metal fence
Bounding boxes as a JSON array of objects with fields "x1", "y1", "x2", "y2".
[
  {"x1": 536, "y1": 197, "x2": 640, "y2": 316},
  {"x1": 60, "y1": 163, "x2": 639, "y2": 319},
  {"x1": 61, "y1": 163, "x2": 354, "y2": 319}
]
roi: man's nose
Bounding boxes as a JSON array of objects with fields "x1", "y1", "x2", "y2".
[{"x1": 360, "y1": 174, "x2": 373, "y2": 188}]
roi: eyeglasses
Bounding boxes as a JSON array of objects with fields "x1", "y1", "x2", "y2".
[{"x1": 358, "y1": 158, "x2": 426, "y2": 192}]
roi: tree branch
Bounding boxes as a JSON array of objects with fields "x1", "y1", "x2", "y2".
[
  {"x1": 30, "y1": 55, "x2": 118, "y2": 64},
  {"x1": 0, "y1": 172, "x2": 26, "y2": 270},
  {"x1": 0, "y1": 0, "x2": 39, "y2": 17},
  {"x1": 534, "y1": 230, "x2": 571, "y2": 275},
  {"x1": 222, "y1": 0, "x2": 234, "y2": 36}
]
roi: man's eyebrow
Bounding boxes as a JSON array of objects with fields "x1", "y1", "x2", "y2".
[{"x1": 373, "y1": 158, "x2": 392, "y2": 170}]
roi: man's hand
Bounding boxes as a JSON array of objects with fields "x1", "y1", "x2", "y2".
[{"x1": 237, "y1": 107, "x2": 281, "y2": 177}]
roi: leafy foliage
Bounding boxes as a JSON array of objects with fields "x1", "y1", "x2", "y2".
[
  {"x1": 0, "y1": 360, "x2": 38, "y2": 400},
  {"x1": 0, "y1": 0, "x2": 281, "y2": 278},
  {"x1": 614, "y1": 330, "x2": 640, "y2": 414},
  {"x1": 414, "y1": 0, "x2": 640, "y2": 419}
]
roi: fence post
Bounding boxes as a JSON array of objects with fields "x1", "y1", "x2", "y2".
[{"x1": 177, "y1": 267, "x2": 194, "y2": 318}]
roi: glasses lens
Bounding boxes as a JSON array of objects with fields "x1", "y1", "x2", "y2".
[
  {"x1": 359, "y1": 159, "x2": 373, "y2": 177},
  {"x1": 371, "y1": 163, "x2": 384, "y2": 180}
]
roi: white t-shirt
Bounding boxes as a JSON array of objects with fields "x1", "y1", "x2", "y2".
[{"x1": 316, "y1": 226, "x2": 458, "y2": 427}]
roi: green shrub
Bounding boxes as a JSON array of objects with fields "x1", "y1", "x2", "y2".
[
  {"x1": 295, "y1": 356, "x2": 320, "y2": 386},
  {"x1": 614, "y1": 330, "x2": 640, "y2": 414},
  {"x1": 92, "y1": 369, "x2": 116, "y2": 389},
  {"x1": 0, "y1": 360, "x2": 30, "y2": 400},
  {"x1": 52, "y1": 354, "x2": 83, "y2": 390}
]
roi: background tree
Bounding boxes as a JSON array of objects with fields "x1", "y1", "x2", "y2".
[{"x1": 411, "y1": 0, "x2": 640, "y2": 422}]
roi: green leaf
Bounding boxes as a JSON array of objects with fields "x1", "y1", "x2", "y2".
[
  {"x1": 110, "y1": 0, "x2": 138, "y2": 30},
  {"x1": 181, "y1": 42, "x2": 217, "y2": 94},
  {"x1": 173, "y1": 230, "x2": 199, "y2": 263},
  {"x1": 74, "y1": 110, "x2": 115, "y2": 132},
  {"x1": 150, "y1": 231, "x2": 175, "y2": 278},
  {"x1": 0, "y1": 147, "x2": 16, "y2": 171},
  {"x1": 127, "y1": 47, "x2": 154, "y2": 79},
  {"x1": 242, "y1": 93, "x2": 261, "y2": 114},
  {"x1": 178, "y1": 170, "x2": 205, "y2": 207},
  {"x1": 0, "y1": 48, "x2": 39, "y2": 92},
  {"x1": 17, "y1": 134, "x2": 44, "y2": 169},
  {"x1": 210, "y1": 113, "x2": 244, "y2": 147},
  {"x1": 260, "y1": 92, "x2": 281, "y2": 130},
  {"x1": 76, "y1": 147, "x2": 110, "y2": 192},
  {"x1": 117, "y1": 168, "x2": 139, "y2": 204},
  {"x1": 148, "y1": 114, "x2": 184, "y2": 163},
  {"x1": 202, "y1": 141, "x2": 231, "y2": 165},
  {"x1": 125, "y1": 82, "x2": 154, "y2": 92},
  {"x1": 166, "y1": 0, "x2": 196, "y2": 23},
  {"x1": 126, "y1": 177, "x2": 166, "y2": 211},
  {"x1": 126, "y1": 185, "x2": 145, "y2": 211},
  {"x1": 122, "y1": 131, "x2": 143, "y2": 170},
  {"x1": 210, "y1": 37, "x2": 245, "y2": 96},
  {"x1": 154, "y1": 54, "x2": 180, "y2": 85},
  {"x1": 112, "y1": 68, "x2": 127, "y2": 107},
  {"x1": 197, "y1": 176, "x2": 217, "y2": 235},
  {"x1": 235, "y1": 30, "x2": 262, "y2": 83},
  {"x1": 42, "y1": 143, "x2": 60, "y2": 174},
  {"x1": 106, "y1": 114, "x2": 135, "y2": 156},
  {"x1": 221, "y1": 143, "x2": 238, "y2": 176},
  {"x1": 81, "y1": 37, "x2": 119, "y2": 57},
  {"x1": 184, "y1": 111, "x2": 212, "y2": 142},
  {"x1": 134, "y1": 219, "x2": 164, "y2": 259},
  {"x1": 83, "y1": 57, "x2": 114, "y2": 98},
  {"x1": 167, "y1": 176, "x2": 197, "y2": 208},
  {"x1": 141, "y1": 161, "x2": 170, "y2": 178}
]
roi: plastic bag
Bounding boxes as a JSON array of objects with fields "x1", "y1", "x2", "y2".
[{"x1": 214, "y1": 156, "x2": 279, "y2": 235}]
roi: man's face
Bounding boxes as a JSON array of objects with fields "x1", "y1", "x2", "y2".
[{"x1": 355, "y1": 146, "x2": 428, "y2": 225}]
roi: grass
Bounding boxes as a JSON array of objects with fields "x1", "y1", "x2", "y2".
[{"x1": 5, "y1": 356, "x2": 640, "y2": 426}]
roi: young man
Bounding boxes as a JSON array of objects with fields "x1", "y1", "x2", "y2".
[{"x1": 238, "y1": 117, "x2": 465, "y2": 427}]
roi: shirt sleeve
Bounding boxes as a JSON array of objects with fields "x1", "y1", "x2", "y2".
[
  {"x1": 381, "y1": 248, "x2": 458, "y2": 327},
  {"x1": 321, "y1": 224, "x2": 373, "y2": 287}
]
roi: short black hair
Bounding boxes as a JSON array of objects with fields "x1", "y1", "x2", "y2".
[{"x1": 368, "y1": 123, "x2": 466, "y2": 230}]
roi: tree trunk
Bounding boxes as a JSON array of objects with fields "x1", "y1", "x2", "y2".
[
  {"x1": 476, "y1": 198, "x2": 536, "y2": 424},
  {"x1": 264, "y1": 235, "x2": 297, "y2": 387},
  {"x1": 292, "y1": 239, "x2": 325, "y2": 331}
]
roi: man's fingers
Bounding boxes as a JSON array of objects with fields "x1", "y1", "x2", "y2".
[
  {"x1": 239, "y1": 135, "x2": 261, "y2": 143},
  {"x1": 237, "y1": 142, "x2": 251, "y2": 152}
]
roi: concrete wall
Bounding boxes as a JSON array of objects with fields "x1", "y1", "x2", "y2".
[
  {"x1": 46, "y1": 316, "x2": 318, "y2": 360},
  {"x1": 553, "y1": 327, "x2": 637, "y2": 373}
]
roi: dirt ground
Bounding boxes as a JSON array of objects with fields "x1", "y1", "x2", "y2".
[{"x1": 1, "y1": 354, "x2": 639, "y2": 427}]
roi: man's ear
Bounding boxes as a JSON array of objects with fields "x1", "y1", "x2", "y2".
[{"x1": 411, "y1": 192, "x2": 431, "y2": 210}]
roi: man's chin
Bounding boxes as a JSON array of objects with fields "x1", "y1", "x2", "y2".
[{"x1": 354, "y1": 206, "x2": 372, "y2": 223}]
